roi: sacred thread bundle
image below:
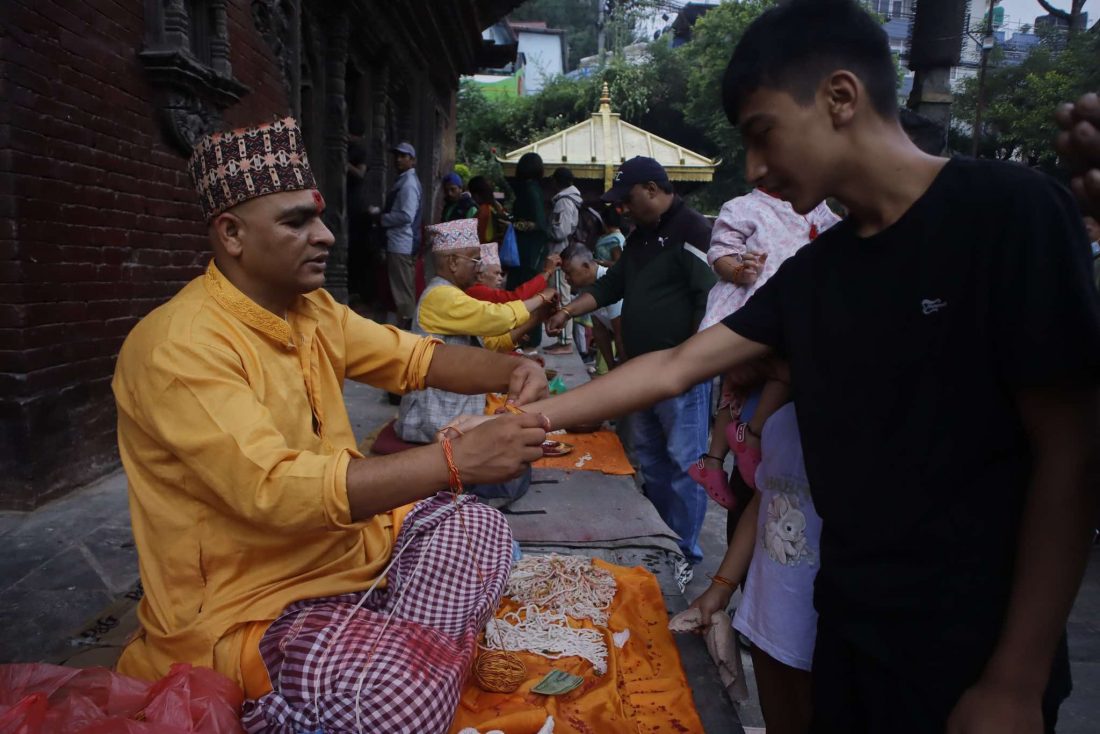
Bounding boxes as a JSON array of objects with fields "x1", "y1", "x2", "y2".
[{"x1": 478, "y1": 554, "x2": 619, "y2": 684}]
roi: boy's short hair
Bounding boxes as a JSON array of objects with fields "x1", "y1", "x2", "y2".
[
  {"x1": 553, "y1": 167, "x2": 574, "y2": 187},
  {"x1": 722, "y1": 0, "x2": 898, "y2": 125}
]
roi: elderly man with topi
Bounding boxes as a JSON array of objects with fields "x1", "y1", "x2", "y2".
[
  {"x1": 395, "y1": 219, "x2": 557, "y2": 444},
  {"x1": 111, "y1": 117, "x2": 549, "y2": 732}
]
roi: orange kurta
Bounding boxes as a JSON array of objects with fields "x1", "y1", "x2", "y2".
[{"x1": 111, "y1": 261, "x2": 437, "y2": 686}]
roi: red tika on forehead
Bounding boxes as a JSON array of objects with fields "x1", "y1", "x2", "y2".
[
  {"x1": 187, "y1": 117, "x2": 317, "y2": 221},
  {"x1": 312, "y1": 190, "x2": 326, "y2": 214}
]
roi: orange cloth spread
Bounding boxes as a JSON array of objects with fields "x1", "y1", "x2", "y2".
[
  {"x1": 534, "y1": 431, "x2": 635, "y2": 476},
  {"x1": 451, "y1": 561, "x2": 702, "y2": 734},
  {"x1": 112, "y1": 261, "x2": 438, "y2": 687}
]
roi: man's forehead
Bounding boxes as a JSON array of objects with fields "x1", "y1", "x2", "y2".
[
  {"x1": 736, "y1": 87, "x2": 793, "y2": 129},
  {"x1": 228, "y1": 188, "x2": 316, "y2": 218}
]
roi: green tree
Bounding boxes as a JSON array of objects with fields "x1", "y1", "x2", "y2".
[
  {"x1": 953, "y1": 31, "x2": 1099, "y2": 172},
  {"x1": 457, "y1": 0, "x2": 777, "y2": 213},
  {"x1": 677, "y1": 0, "x2": 776, "y2": 212}
]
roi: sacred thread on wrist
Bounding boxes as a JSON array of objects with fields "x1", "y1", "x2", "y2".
[
  {"x1": 502, "y1": 402, "x2": 553, "y2": 432},
  {"x1": 709, "y1": 573, "x2": 736, "y2": 591},
  {"x1": 441, "y1": 435, "x2": 463, "y2": 495}
]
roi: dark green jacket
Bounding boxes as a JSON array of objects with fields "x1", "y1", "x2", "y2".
[{"x1": 586, "y1": 198, "x2": 716, "y2": 357}]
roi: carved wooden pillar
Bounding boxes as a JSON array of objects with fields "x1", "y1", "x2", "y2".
[
  {"x1": 318, "y1": 2, "x2": 350, "y2": 302},
  {"x1": 163, "y1": 0, "x2": 190, "y2": 49},
  {"x1": 250, "y1": 0, "x2": 301, "y2": 116},
  {"x1": 209, "y1": 0, "x2": 232, "y2": 77},
  {"x1": 140, "y1": 0, "x2": 248, "y2": 154},
  {"x1": 368, "y1": 61, "x2": 390, "y2": 203}
]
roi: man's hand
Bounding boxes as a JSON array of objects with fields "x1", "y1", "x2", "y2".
[
  {"x1": 1055, "y1": 92, "x2": 1100, "y2": 218},
  {"x1": 946, "y1": 679, "x2": 1043, "y2": 734},
  {"x1": 543, "y1": 254, "x2": 562, "y2": 274},
  {"x1": 449, "y1": 413, "x2": 546, "y2": 484},
  {"x1": 545, "y1": 309, "x2": 569, "y2": 336},
  {"x1": 507, "y1": 357, "x2": 549, "y2": 405}
]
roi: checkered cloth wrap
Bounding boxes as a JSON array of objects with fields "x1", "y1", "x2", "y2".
[
  {"x1": 188, "y1": 116, "x2": 317, "y2": 221},
  {"x1": 240, "y1": 492, "x2": 513, "y2": 733}
]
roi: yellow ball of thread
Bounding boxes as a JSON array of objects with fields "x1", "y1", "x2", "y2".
[{"x1": 475, "y1": 650, "x2": 527, "y2": 693}]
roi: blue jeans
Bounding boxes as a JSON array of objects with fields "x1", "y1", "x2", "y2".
[{"x1": 630, "y1": 380, "x2": 712, "y2": 563}]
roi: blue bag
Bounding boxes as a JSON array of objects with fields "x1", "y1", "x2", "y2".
[{"x1": 499, "y1": 223, "x2": 520, "y2": 268}]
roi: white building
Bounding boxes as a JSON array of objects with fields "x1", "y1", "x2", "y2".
[{"x1": 511, "y1": 21, "x2": 567, "y2": 95}]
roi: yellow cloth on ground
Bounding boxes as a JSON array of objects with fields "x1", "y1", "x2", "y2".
[
  {"x1": 534, "y1": 431, "x2": 636, "y2": 476},
  {"x1": 418, "y1": 282, "x2": 529, "y2": 340},
  {"x1": 451, "y1": 561, "x2": 703, "y2": 734},
  {"x1": 112, "y1": 261, "x2": 437, "y2": 687}
]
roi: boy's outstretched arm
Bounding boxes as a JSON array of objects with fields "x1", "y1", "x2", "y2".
[
  {"x1": 524, "y1": 324, "x2": 771, "y2": 429},
  {"x1": 948, "y1": 385, "x2": 1099, "y2": 734}
]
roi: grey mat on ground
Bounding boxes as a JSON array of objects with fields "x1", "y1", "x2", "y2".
[{"x1": 503, "y1": 469, "x2": 680, "y2": 544}]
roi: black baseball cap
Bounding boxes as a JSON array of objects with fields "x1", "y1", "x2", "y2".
[{"x1": 601, "y1": 156, "x2": 669, "y2": 202}]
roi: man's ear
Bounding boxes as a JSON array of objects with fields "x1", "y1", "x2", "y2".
[
  {"x1": 211, "y1": 212, "x2": 245, "y2": 257},
  {"x1": 823, "y1": 70, "x2": 859, "y2": 129}
]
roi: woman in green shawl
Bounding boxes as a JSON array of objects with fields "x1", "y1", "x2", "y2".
[{"x1": 509, "y1": 152, "x2": 550, "y2": 346}]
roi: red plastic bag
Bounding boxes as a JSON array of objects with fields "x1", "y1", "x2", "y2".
[{"x1": 0, "y1": 663, "x2": 243, "y2": 734}]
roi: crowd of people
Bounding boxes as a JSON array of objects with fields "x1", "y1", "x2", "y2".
[{"x1": 107, "y1": 0, "x2": 1100, "y2": 731}]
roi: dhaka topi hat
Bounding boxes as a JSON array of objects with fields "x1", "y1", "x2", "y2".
[
  {"x1": 427, "y1": 218, "x2": 481, "y2": 253},
  {"x1": 480, "y1": 242, "x2": 500, "y2": 268},
  {"x1": 392, "y1": 141, "x2": 417, "y2": 158},
  {"x1": 188, "y1": 117, "x2": 317, "y2": 222}
]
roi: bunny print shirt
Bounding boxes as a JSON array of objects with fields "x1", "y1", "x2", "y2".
[{"x1": 732, "y1": 403, "x2": 822, "y2": 671}]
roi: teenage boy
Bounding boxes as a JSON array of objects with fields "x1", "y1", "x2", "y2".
[{"x1": 500, "y1": 1, "x2": 1100, "y2": 731}]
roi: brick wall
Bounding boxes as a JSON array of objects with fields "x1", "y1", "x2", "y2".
[{"x1": 0, "y1": 0, "x2": 288, "y2": 509}]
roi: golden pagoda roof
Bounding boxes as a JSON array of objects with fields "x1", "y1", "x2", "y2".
[{"x1": 497, "y1": 83, "x2": 718, "y2": 189}]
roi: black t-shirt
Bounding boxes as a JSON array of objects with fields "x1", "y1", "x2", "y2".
[{"x1": 723, "y1": 157, "x2": 1100, "y2": 670}]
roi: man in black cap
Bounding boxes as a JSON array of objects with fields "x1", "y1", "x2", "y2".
[
  {"x1": 373, "y1": 141, "x2": 422, "y2": 329},
  {"x1": 546, "y1": 156, "x2": 717, "y2": 577}
]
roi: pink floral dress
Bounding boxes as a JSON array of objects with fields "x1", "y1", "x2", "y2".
[{"x1": 699, "y1": 189, "x2": 840, "y2": 331}]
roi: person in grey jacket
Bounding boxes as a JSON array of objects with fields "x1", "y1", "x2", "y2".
[{"x1": 376, "y1": 142, "x2": 422, "y2": 329}]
